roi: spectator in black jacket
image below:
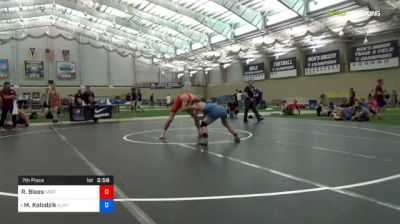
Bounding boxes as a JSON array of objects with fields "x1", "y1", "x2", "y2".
[{"x1": 82, "y1": 86, "x2": 97, "y2": 122}]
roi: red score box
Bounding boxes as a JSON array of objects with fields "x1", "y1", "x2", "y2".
[{"x1": 100, "y1": 185, "x2": 114, "y2": 200}]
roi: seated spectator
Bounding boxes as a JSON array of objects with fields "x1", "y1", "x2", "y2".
[
  {"x1": 317, "y1": 102, "x2": 336, "y2": 117},
  {"x1": 74, "y1": 89, "x2": 83, "y2": 106},
  {"x1": 340, "y1": 99, "x2": 348, "y2": 107},
  {"x1": 283, "y1": 100, "x2": 301, "y2": 115},
  {"x1": 351, "y1": 101, "x2": 369, "y2": 121},
  {"x1": 42, "y1": 107, "x2": 53, "y2": 120},
  {"x1": 282, "y1": 100, "x2": 288, "y2": 108},
  {"x1": 67, "y1": 95, "x2": 74, "y2": 107},
  {"x1": 316, "y1": 104, "x2": 323, "y2": 116},
  {"x1": 16, "y1": 109, "x2": 30, "y2": 127},
  {"x1": 368, "y1": 96, "x2": 382, "y2": 119},
  {"x1": 391, "y1": 90, "x2": 398, "y2": 108},
  {"x1": 5, "y1": 110, "x2": 29, "y2": 128},
  {"x1": 333, "y1": 104, "x2": 353, "y2": 120},
  {"x1": 258, "y1": 99, "x2": 267, "y2": 109},
  {"x1": 384, "y1": 91, "x2": 391, "y2": 107},
  {"x1": 328, "y1": 102, "x2": 336, "y2": 114},
  {"x1": 227, "y1": 101, "x2": 239, "y2": 119}
]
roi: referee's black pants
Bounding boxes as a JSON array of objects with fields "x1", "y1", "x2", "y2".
[{"x1": 243, "y1": 99, "x2": 261, "y2": 122}]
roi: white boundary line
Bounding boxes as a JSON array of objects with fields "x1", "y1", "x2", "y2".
[
  {"x1": 277, "y1": 128, "x2": 400, "y2": 144},
  {"x1": 50, "y1": 127, "x2": 156, "y2": 224},
  {"x1": 269, "y1": 119, "x2": 400, "y2": 137},
  {"x1": 4, "y1": 172, "x2": 400, "y2": 201},
  {"x1": 1, "y1": 118, "x2": 400, "y2": 210},
  {"x1": 123, "y1": 128, "x2": 253, "y2": 145},
  {"x1": 274, "y1": 140, "x2": 395, "y2": 162},
  {"x1": 165, "y1": 143, "x2": 400, "y2": 211},
  {"x1": 111, "y1": 174, "x2": 400, "y2": 202},
  {"x1": 0, "y1": 124, "x2": 108, "y2": 139}
]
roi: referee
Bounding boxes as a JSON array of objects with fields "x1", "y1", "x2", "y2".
[{"x1": 243, "y1": 81, "x2": 263, "y2": 123}]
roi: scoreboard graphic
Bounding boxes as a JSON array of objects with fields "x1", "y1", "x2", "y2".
[{"x1": 18, "y1": 176, "x2": 114, "y2": 213}]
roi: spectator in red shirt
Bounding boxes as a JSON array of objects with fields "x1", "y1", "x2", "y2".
[
  {"x1": 368, "y1": 96, "x2": 382, "y2": 119},
  {"x1": 375, "y1": 79, "x2": 387, "y2": 112},
  {"x1": 227, "y1": 101, "x2": 239, "y2": 119},
  {"x1": 283, "y1": 100, "x2": 301, "y2": 115},
  {"x1": 0, "y1": 81, "x2": 18, "y2": 131}
]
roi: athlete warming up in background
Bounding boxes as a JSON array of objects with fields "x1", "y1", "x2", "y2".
[
  {"x1": 159, "y1": 91, "x2": 201, "y2": 139},
  {"x1": 185, "y1": 98, "x2": 240, "y2": 146}
]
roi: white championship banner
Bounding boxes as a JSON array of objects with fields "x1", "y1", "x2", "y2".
[
  {"x1": 350, "y1": 40, "x2": 399, "y2": 71},
  {"x1": 243, "y1": 63, "x2": 265, "y2": 81},
  {"x1": 270, "y1": 57, "x2": 297, "y2": 79},
  {"x1": 305, "y1": 50, "x2": 341, "y2": 76}
]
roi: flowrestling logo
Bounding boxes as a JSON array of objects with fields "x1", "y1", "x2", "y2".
[{"x1": 327, "y1": 10, "x2": 381, "y2": 17}]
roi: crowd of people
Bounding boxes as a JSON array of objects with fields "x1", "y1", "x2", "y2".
[
  {"x1": 0, "y1": 82, "x2": 100, "y2": 132},
  {"x1": 228, "y1": 81, "x2": 264, "y2": 122},
  {"x1": 125, "y1": 88, "x2": 143, "y2": 112},
  {"x1": 0, "y1": 78, "x2": 398, "y2": 133},
  {"x1": 317, "y1": 79, "x2": 398, "y2": 122}
]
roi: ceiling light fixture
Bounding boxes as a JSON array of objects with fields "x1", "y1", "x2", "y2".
[
  {"x1": 177, "y1": 73, "x2": 184, "y2": 78},
  {"x1": 363, "y1": 36, "x2": 368, "y2": 44},
  {"x1": 223, "y1": 63, "x2": 231, "y2": 69}
]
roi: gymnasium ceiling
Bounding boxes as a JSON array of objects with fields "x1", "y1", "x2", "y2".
[{"x1": 0, "y1": 0, "x2": 400, "y2": 72}]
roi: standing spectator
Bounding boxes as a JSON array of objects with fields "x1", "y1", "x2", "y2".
[
  {"x1": 41, "y1": 88, "x2": 49, "y2": 111},
  {"x1": 236, "y1": 90, "x2": 243, "y2": 110},
  {"x1": 82, "y1": 86, "x2": 95, "y2": 105},
  {"x1": 125, "y1": 92, "x2": 131, "y2": 110},
  {"x1": 130, "y1": 88, "x2": 137, "y2": 112},
  {"x1": 375, "y1": 79, "x2": 386, "y2": 113},
  {"x1": 234, "y1": 90, "x2": 238, "y2": 106},
  {"x1": 0, "y1": 81, "x2": 18, "y2": 131},
  {"x1": 391, "y1": 90, "x2": 398, "y2": 108},
  {"x1": 165, "y1": 93, "x2": 172, "y2": 107},
  {"x1": 243, "y1": 81, "x2": 263, "y2": 122},
  {"x1": 137, "y1": 89, "x2": 143, "y2": 111},
  {"x1": 82, "y1": 86, "x2": 97, "y2": 122},
  {"x1": 150, "y1": 93, "x2": 155, "y2": 108},
  {"x1": 74, "y1": 89, "x2": 83, "y2": 106},
  {"x1": 47, "y1": 83, "x2": 61, "y2": 123},
  {"x1": 349, "y1": 88, "x2": 356, "y2": 105},
  {"x1": 67, "y1": 95, "x2": 74, "y2": 107},
  {"x1": 125, "y1": 92, "x2": 131, "y2": 102}
]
